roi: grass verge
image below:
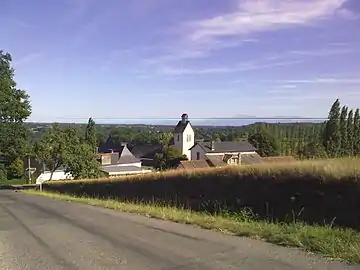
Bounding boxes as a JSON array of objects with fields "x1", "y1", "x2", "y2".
[{"x1": 24, "y1": 189, "x2": 360, "y2": 264}]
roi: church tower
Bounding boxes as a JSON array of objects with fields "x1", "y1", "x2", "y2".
[{"x1": 173, "y1": 113, "x2": 194, "y2": 160}]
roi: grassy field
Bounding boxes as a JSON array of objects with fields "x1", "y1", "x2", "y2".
[
  {"x1": 25, "y1": 189, "x2": 360, "y2": 264},
  {"x1": 40, "y1": 157, "x2": 360, "y2": 230}
]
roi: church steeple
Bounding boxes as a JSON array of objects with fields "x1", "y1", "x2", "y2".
[{"x1": 173, "y1": 113, "x2": 194, "y2": 160}]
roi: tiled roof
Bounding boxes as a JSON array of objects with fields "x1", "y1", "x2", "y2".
[
  {"x1": 101, "y1": 165, "x2": 143, "y2": 173},
  {"x1": 130, "y1": 145, "x2": 163, "y2": 159},
  {"x1": 205, "y1": 155, "x2": 227, "y2": 167},
  {"x1": 241, "y1": 153, "x2": 263, "y2": 165},
  {"x1": 192, "y1": 141, "x2": 257, "y2": 153},
  {"x1": 178, "y1": 160, "x2": 210, "y2": 170}
]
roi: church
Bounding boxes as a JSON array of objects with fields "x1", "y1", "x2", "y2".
[{"x1": 173, "y1": 113, "x2": 263, "y2": 168}]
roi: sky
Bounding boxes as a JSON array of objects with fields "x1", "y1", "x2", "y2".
[{"x1": 1, "y1": 0, "x2": 360, "y2": 124}]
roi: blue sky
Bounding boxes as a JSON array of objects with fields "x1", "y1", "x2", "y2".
[{"x1": 1, "y1": 0, "x2": 360, "y2": 123}]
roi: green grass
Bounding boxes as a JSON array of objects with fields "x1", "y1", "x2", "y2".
[
  {"x1": 0, "y1": 178, "x2": 28, "y2": 186},
  {"x1": 24, "y1": 190, "x2": 360, "y2": 264}
]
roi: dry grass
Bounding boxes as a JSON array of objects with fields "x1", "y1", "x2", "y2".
[
  {"x1": 24, "y1": 190, "x2": 360, "y2": 264},
  {"x1": 47, "y1": 157, "x2": 360, "y2": 185}
]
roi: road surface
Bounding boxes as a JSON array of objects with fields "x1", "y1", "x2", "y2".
[{"x1": 0, "y1": 191, "x2": 358, "y2": 270}]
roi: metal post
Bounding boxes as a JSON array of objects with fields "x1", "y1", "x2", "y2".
[{"x1": 27, "y1": 155, "x2": 31, "y2": 184}]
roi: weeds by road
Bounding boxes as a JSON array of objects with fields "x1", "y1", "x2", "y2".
[{"x1": 24, "y1": 190, "x2": 360, "y2": 264}]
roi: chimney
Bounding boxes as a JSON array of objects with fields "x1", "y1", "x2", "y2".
[
  {"x1": 181, "y1": 113, "x2": 188, "y2": 123},
  {"x1": 210, "y1": 140, "x2": 215, "y2": 151}
]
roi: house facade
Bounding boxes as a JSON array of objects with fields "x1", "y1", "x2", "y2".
[
  {"x1": 98, "y1": 141, "x2": 152, "y2": 177},
  {"x1": 172, "y1": 113, "x2": 194, "y2": 160}
]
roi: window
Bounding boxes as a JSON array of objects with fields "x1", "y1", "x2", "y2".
[
  {"x1": 196, "y1": 152, "x2": 200, "y2": 160},
  {"x1": 177, "y1": 134, "x2": 180, "y2": 141},
  {"x1": 187, "y1": 134, "x2": 192, "y2": 142},
  {"x1": 231, "y1": 157, "x2": 239, "y2": 165}
]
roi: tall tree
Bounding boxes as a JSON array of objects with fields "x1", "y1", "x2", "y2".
[
  {"x1": 354, "y1": 109, "x2": 360, "y2": 156},
  {"x1": 248, "y1": 130, "x2": 280, "y2": 157},
  {"x1": 339, "y1": 106, "x2": 348, "y2": 156},
  {"x1": 347, "y1": 109, "x2": 354, "y2": 156},
  {"x1": 85, "y1": 117, "x2": 98, "y2": 153},
  {"x1": 323, "y1": 99, "x2": 341, "y2": 157},
  {"x1": 0, "y1": 51, "x2": 31, "y2": 162}
]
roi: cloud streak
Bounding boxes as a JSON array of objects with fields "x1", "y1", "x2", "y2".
[
  {"x1": 185, "y1": 0, "x2": 349, "y2": 43},
  {"x1": 157, "y1": 59, "x2": 304, "y2": 76}
]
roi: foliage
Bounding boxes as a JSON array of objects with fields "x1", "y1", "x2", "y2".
[
  {"x1": 248, "y1": 130, "x2": 280, "y2": 157},
  {"x1": 323, "y1": 99, "x2": 341, "y2": 157},
  {"x1": 354, "y1": 109, "x2": 360, "y2": 156},
  {"x1": 156, "y1": 132, "x2": 173, "y2": 146},
  {"x1": 154, "y1": 145, "x2": 187, "y2": 170},
  {"x1": 0, "y1": 51, "x2": 31, "y2": 161},
  {"x1": 347, "y1": 109, "x2": 354, "y2": 156},
  {"x1": 85, "y1": 117, "x2": 98, "y2": 153},
  {"x1": 34, "y1": 123, "x2": 69, "y2": 180},
  {"x1": 7, "y1": 157, "x2": 24, "y2": 179},
  {"x1": 339, "y1": 106, "x2": 348, "y2": 156},
  {"x1": 64, "y1": 141, "x2": 103, "y2": 180},
  {"x1": 35, "y1": 123, "x2": 102, "y2": 180},
  {"x1": 0, "y1": 164, "x2": 7, "y2": 181}
]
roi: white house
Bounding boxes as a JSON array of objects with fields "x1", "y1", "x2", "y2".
[
  {"x1": 98, "y1": 141, "x2": 152, "y2": 177},
  {"x1": 36, "y1": 168, "x2": 73, "y2": 184},
  {"x1": 173, "y1": 113, "x2": 262, "y2": 166}
]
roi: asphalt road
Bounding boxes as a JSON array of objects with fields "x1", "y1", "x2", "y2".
[{"x1": 0, "y1": 191, "x2": 358, "y2": 270}]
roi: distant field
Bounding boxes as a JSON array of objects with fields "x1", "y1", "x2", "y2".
[{"x1": 41, "y1": 157, "x2": 360, "y2": 230}]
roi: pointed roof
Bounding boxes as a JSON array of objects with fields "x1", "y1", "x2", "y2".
[
  {"x1": 173, "y1": 113, "x2": 193, "y2": 133},
  {"x1": 173, "y1": 121, "x2": 191, "y2": 133},
  {"x1": 117, "y1": 145, "x2": 141, "y2": 164}
]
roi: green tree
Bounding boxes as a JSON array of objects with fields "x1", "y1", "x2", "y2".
[
  {"x1": 7, "y1": 157, "x2": 24, "y2": 179},
  {"x1": 64, "y1": 141, "x2": 103, "y2": 180},
  {"x1": 35, "y1": 124, "x2": 102, "y2": 180},
  {"x1": 339, "y1": 106, "x2": 348, "y2": 156},
  {"x1": 156, "y1": 132, "x2": 173, "y2": 146},
  {"x1": 154, "y1": 146, "x2": 187, "y2": 171},
  {"x1": 34, "y1": 123, "x2": 69, "y2": 180},
  {"x1": 298, "y1": 140, "x2": 327, "y2": 159},
  {"x1": 354, "y1": 109, "x2": 360, "y2": 156},
  {"x1": 0, "y1": 51, "x2": 31, "y2": 162},
  {"x1": 347, "y1": 109, "x2": 354, "y2": 156},
  {"x1": 85, "y1": 117, "x2": 98, "y2": 153},
  {"x1": 248, "y1": 130, "x2": 280, "y2": 157},
  {"x1": 323, "y1": 99, "x2": 341, "y2": 157}
]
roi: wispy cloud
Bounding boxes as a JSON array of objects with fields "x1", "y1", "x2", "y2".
[
  {"x1": 185, "y1": 0, "x2": 349, "y2": 43},
  {"x1": 14, "y1": 53, "x2": 43, "y2": 67},
  {"x1": 285, "y1": 78, "x2": 360, "y2": 84},
  {"x1": 157, "y1": 59, "x2": 304, "y2": 76}
]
